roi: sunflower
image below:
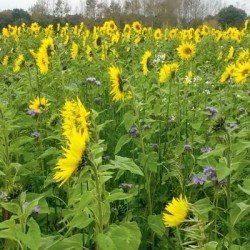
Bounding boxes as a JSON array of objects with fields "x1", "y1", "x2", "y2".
[
  {"x1": 29, "y1": 96, "x2": 50, "y2": 113},
  {"x1": 71, "y1": 42, "x2": 79, "y2": 59},
  {"x1": 162, "y1": 195, "x2": 189, "y2": 227},
  {"x1": 141, "y1": 51, "x2": 152, "y2": 76},
  {"x1": 86, "y1": 45, "x2": 93, "y2": 62},
  {"x1": 159, "y1": 63, "x2": 179, "y2": 83},
  {"x1": 220, "y1": 64, "x2": 236, "y2": 83},
  {"x1": 234, "y1": 62, "x2": 250, "y2": 84},
  {"x1": 109, "y1": 66, "x2": 126, "y2": 102},
  {"x1": 177, "y1": 42, "x2": 196, "y2": 60},
  {"x1": 54, "y1": 128, "x2": 87, "y2": 186},
  {"x1": 2, "y1": 55, "x2": 9, "y2": 66},
  {"x1": 154, "y1": 28, "x2": 163, "y2": 40},
  {"x1": 225, "y1": 46, "x2": 234, "y2": 62},
  {"x1": 36, "y1": 47, "x2": 49, "y2": 74},
  {"x1": 123, "y1": 24, "x2": 131, "y2": 39},
  {"x1": 61, "y1": 97, "x2": 90, "y2": 140},
  {"x1": 132, "y1": 21, "x2": 142, "y2": 34},
  {"x1": 13, "y1": 54, "x2": 24, "y2": 73}
]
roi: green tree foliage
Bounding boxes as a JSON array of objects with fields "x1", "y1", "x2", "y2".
[
  {"x1": 0, "y1": 9, "x2": 31, "y2": 29},
  {"x1": 218, "y1": 5, "x2": 247, "y2": 29}
]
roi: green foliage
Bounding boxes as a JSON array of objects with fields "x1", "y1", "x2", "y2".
[{"x1": 218, "y1": 5, "x2": 247, "y2": 29}]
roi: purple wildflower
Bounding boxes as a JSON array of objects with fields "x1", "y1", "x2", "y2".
[
  {"x1": 119, "y1": 183, "x2": 133, "y2": 190},
  {"x1": 203, "y1": 166, "x2": 218, "y2": 182},
  {"x1": 129, "y1": 126, "x2": 139, "y2": 138},
  {"x1": 26, "y1": 109, "x2": 40, "y2": 117},
  {"x1": 192, "y1": 175, "x2": 206, "y2": 185},
  {"x1": 31, "y1": 131, "x2": 40, "y2": 139},
  {"x1": 32, "y1": 205, "x2": 40, "y2": 215},
  {"x1": 205, "y1": 106, "x2": 218, "y2": 118},
  {"x1": 184, "y1": 144, "x2": 192, "y2": 151},
  {"x1": 200, "y1": 146, "x2": 212, "y2": 154}
]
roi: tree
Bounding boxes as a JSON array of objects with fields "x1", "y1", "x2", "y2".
[
  {"x1": 54, "y1": 0, "x2": 71, "y2": 18},
  {"x1": 12, "y1": 9, "x2": 31, "y2": 24},
  {"x1": 218, "y1": 5, "x2": 247, "y2": 29},
  {"x1": 85, "y1": 0, "x2": 97, "y2": 19}
]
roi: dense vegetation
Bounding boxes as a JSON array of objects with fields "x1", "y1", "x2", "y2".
[{"x1": 0, "y1": 20, "x2": 249, "y2": 249}]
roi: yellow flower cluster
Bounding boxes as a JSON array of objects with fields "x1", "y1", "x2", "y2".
[
  {"x1": 54, "y1": 97, "x2": 89, "y2": 186},
  {"x1": 13, "y1": 54, "x2": 25, "y2": 73},
  {"x1": 159, "y1": 63, "x2": 179, "y2": 83},
  {"x1": 35, "y1": 37, "x2": 54, "y2": 74}
]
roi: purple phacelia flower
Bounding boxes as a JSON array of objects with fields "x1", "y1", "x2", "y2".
[
  {"x1": 150, "y1": 143, "x2": 158, "y2": 151},
  {"x1": 184, "y1": 144, "x2": 192, "y2": 151},
  {"x1": 129, "y1": 126, "x2": 139, "y2": 138},
  {"x1": 31, "y1": 131, "x2": 40, "y2": 139},
  {"x1": 205, "y1": 106, "x2": 218, "y2": 118},
  {"x1": 119, "y1": 183, "x2": 133, "y2": 190},
  {"x1": 26, "y1": 109, "x2": 40, "y2": 117},
  {"x1": 238, "y1": 107, "x2": 245, "y2": 113},
  {"x1": 32, "y1": 205, "x2": 40, "y2": 215},
  {"x1": 192, "y1": 175, "x2": 206, "y2": 185},
  {"x1": 200, "y1": 146, "x2": 212, "y2": 154},
  {"x1": 203, "y1": 166, "x2": 217, "y2": 181}
]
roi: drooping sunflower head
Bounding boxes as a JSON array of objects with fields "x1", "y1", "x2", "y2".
[
  {"x1": 162, "y1": 195, "x2": 189, "y2": 227},
  {"x1": 141, "y1": 51, "x2": 152, "y2": 76},
  {"x1": 29, "y1": 96, "x2": 50, "y2": 113},
  {"x1": 159, "y1": 63, "x2": 179, "y2": 83},
  {"x1": 220, "y1": 64, "x2": 236, "y2": 83},
  {"x1": 177, "y1": 42, "x2": 196, "y2": 60},
  {"x1": 71, "y1": 42, "x2": 79, "y2": 59},
  {"x1": 109, "y1": 65, "x2": 126, "y2": 102},
  {"x1": 54, "y1": 127, "x2": 87, "y2": 186},
  {"x1": 61, "y1": 97, "x2": 90, "y2": 140}
]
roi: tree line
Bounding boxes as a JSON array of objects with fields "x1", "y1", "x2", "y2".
[{"x1": 0, "y1": 0, "x2": 248, "y2": 29}]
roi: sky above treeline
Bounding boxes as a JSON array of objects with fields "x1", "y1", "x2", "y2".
[{"x1": 0, "y1": 0, "x2": 249, "y2": 14}]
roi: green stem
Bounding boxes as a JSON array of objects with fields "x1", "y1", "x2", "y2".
[{"x1": 225, "y1": 130, "x2": 232, "y2": 246}]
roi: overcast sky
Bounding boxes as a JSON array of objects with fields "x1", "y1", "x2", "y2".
[{"x1": 0, "y1": 0, "x2": 249, "y2": 14}]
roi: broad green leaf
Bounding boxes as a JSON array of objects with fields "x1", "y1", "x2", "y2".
[
  {"x1": 148, "y1": 214, "x2": 165, "y2": 237},
  {"x1": 238, "y1": 178, "x2": 250, "y2": 195},
  {"x1": 20, "y1": 218, "x2": 41, "y2": 250},
  {"x1": 40, "y1": 234, "x2": 83, "y2": 250},
  {"x1": 115, "y1": 134, "x2": 131, "y2": 154},
  {"x1": 106, "y1": 221, "x2": 141, "y2": 250},
  {"x1": 97, "y1": 233, "x2": 116, "y2": 250},
  {"x1": 106, "y1": 189, "x2": 136, "y2": 202},
  {"x1": 193, "y1": 198, "x2": 214, "y2": 222},
  {"x1": 123, "y1": 112, "x2": 137, "y2": 131},
  {"x1": 102, "y1": 156, "x2": 144, "y2": 176},
  {"x1": 1, "y1": 202, "x2": 20, "y2": 215},
  {"x1": 140, "y1": 152, "x2": 158, "y2": 173},
  {"x1": 200, "y1": 241, "x2": 218, "y2": 250}
]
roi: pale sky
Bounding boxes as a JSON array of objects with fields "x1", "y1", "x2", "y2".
[{"x1": 0, "y1": 0, "x2": 249, "y2": 14}]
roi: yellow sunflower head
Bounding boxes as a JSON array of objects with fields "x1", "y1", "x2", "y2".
[
  {"x1": 29, "y1": 96, "x2": 50, "y2": 113},
  {"x1": 159, "y1": 63, "x2": 179, "y2": 83},
  {"x1": 141, "y1": 50, "x2": 152, "y2": 76},
  {"x1": 220, "y1": 64, "x2": 236, "y2": 83},
  {"x1": 132, "y1": 21, "x2": 142, "y2": 34},
  {"x1": 54, "y1": 127, "x2": 87, "y2": 186},
  {"x1": 154, "y1": 28, "x2": 163, "y2": 40},
  {"x1": 71, "y1": 42, "x2": 79, "y2": 60},
  {"x1": 233, "y1": 62, "x2": 250, "y2": 84},
  {"x1": 162, "y1": 195, "x2": 189, "y2": 227},
  {"x1": 109, "y1": 65, "x2": 126, "y2": 102},
  {"x1": 177, "y1": 42, "x2": 196, "y2": 60}
]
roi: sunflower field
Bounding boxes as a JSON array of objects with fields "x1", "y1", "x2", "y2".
[{"x1": 0, "y1": 20, "x2": 250, "y2": 250}]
